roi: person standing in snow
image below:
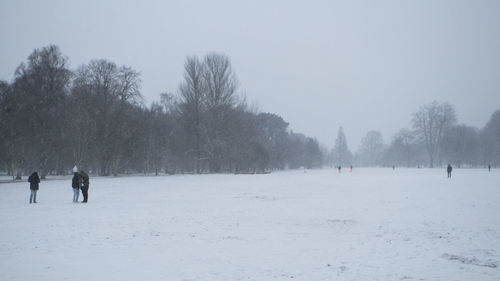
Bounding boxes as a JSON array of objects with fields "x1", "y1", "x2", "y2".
[
  {"x1": 28, "y1": 171, "x2": 40, "y2": 204},
  {"x1": 447, "y1": 164, "x2": 452, "y2": 178},
  {"x1": 488, "y1": 164, "x2": 491, "y2": 172},
  {"x1": 79, "y1": 170, "x2": 90, "y2": 203},
  {"x1": 71, "y1": 172, "x2": 81, "y2": 203},
  {"x1": 338, "y1": 165, "x2": 341, "y2": 173}
]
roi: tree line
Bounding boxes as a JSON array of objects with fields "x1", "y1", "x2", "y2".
[
  {"x1": 328, "y1": 101, "x2": 500, "y2": 168},
  {"x1": 0, "y1": 45, "x2": 323, "y2": 179},
  {"x1": 1, "y1": 45, "x2": 498, "y2": 178}
]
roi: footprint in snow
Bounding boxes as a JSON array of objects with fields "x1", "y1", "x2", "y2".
[{"x1": 442, "y1": 253, "x2": 498, "y2": 268}]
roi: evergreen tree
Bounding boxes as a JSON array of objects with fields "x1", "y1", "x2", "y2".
[{"x1": 332, "y1": 127, "x2": 352, "y2": 166}]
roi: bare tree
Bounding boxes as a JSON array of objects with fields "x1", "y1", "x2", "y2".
[
  {"x1": 412, "y1": 101, "x2": 457, "y2": 167},
  {"x1": 358, "y1": 130, "x2": 385, "y2": 166},
  {"x1": 71, "y1": 59, "x2": 143, "y2": 175},
  {"x1": 202, "y1": 53, "x2": 239, "y2": 172},
  {"x1": 203, "y1": 53, "x2": 238, "y2": 110},
  {"x1": 13, "y1": 45, "x2": 71, "y2": 178},
  {"x1": 178, "y1": 56, "x2": 207, "y2": 173},
  {"x1": 116, "y1": 66, "x2": 143, "y2": 105}
]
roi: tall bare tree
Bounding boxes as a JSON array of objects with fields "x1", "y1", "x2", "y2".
[
  {"x1": 178, "y1": 56, "x2": 207, "y2": 173},
  {"x1": 202, "y1": 53, "x2": 239, "y2": 172},
  {"x1": 13, "y1": 45, "x2": 71, "y2": 178},
  {"x1": 412, "y1": 101, "x2": 457, "y2": 167}
]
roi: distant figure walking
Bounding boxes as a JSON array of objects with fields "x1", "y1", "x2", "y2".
[
  {"x1": 71, "y1": 171, "x2": 81, "y2": 203},
  {"x1": 488, "y1": 164, "x2": 491, "y2": 172},
  {"x1": 447, "y1": 164, "x2": 452, "y2": 178},
  {"x1": 338, "y1": 165, "x2": 341, "y2": 173},
  {"x1": 350, "y1": 165, "x2": 352, "y2": 173},
  {"x1": 79, "y1": 170, "x2": 90, "y2": 203},
  {"x1": 28, "y1": 171, "x2": 40, "y2": 204}
]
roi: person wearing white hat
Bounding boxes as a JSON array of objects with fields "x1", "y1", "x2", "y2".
[{"x1": 71, "y1": 168, "x2": 81, "y2": 203}]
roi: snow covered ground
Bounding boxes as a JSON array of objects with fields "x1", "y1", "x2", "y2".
[{"x1": 1, "y1": 168, "x2": 499, "y2": 281}]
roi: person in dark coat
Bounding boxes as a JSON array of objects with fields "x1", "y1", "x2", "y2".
[
  {"x1": 71, "y1": 172, "x2": 81, "y2": 203},
  {"x1": 338, "y1": 165, "x2": 341, "y2": 173},
  {"x1": 28, "y1": 172, "x2": 40, "y2": 204},
  {"x1": 79, "y1": 171, "x2": 90, "y2": 203},
  {"x1": 488, "y1": 164, "x2": 491, "y2": 172},
  {"x1": 447, "y1": 164, "x2": 452, "y2": 178}
]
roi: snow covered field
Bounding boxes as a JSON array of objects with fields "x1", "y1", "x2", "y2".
[{"x1": 1, "y1": 168, "x2": 499, "y2": 281}]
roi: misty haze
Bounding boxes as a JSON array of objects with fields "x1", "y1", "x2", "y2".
[{"x1": 1, "y1": 1, "x2": 499, "y2": 281}]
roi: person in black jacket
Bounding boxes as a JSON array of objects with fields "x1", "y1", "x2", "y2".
[
  {"x1": 79, "y1": 171, "x2": 90, "y2": 203},
  {"x1": 28, "y1": 172, "x2": 40, "y2": 204},
  {"x1": 71, "y1": 172, "x2": 81, "y2": 203},
  {"x1": 447, "y1": 164, "x2": 452, "y2": 178}
]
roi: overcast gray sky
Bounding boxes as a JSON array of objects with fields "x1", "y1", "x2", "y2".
[{"x1": 1, "y1": 0, "x2": 499, "y2": 149}]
